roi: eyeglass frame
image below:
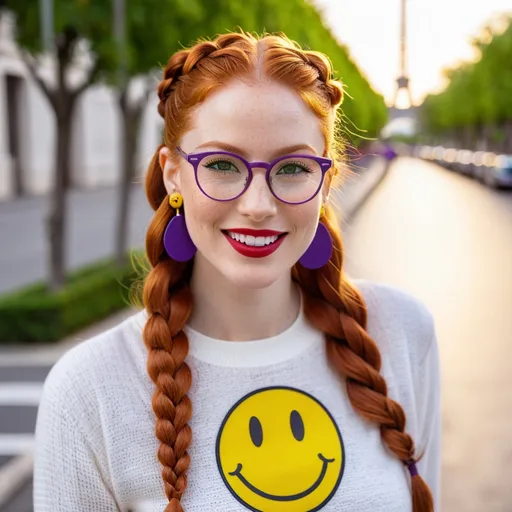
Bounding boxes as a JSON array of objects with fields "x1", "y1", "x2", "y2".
[{"x1": 176, "y1": 146, "x2": 332, "y2": 205}]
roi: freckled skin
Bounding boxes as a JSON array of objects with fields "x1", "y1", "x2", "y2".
[
  {"x1": 161, "y1": 79, "x2": 328, "y2": 292},
  {"x1": 216, "y1": 387, "x2": 345, "y2": 511}
]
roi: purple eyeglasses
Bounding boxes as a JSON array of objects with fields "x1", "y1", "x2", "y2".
[{"x1": 176, "y1": 146, "x2": 332, "y2": 205}]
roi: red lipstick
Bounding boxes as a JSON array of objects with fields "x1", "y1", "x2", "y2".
[{"x1": 222, "y1": 229, "x2": 287, "y2": 258}]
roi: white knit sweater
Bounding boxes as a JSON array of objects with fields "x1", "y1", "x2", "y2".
[{"x1": 33, "y1": 278, "x2": 441, "y2": 512}]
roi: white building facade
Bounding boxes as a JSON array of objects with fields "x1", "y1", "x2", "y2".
[{"x1": 0, "y1": 13, "x2": 163, "y2": 201}]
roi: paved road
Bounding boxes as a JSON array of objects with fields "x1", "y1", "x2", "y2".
[
  {"x1": 342, "y1": 157, "x2": 512, "y2": 511},
  {"x1": 0, "y1": 184, "x2": 153, "y2": 294}
]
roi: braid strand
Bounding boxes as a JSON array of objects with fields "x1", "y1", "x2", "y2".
[{"x1": 295, "y1": 211, "x2": 434, "y2": 511}]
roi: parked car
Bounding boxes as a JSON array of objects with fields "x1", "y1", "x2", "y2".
[
  {"x1": 414, "y1": 146, "x2": 511, "y2": 190},
  {"x1": 482, "y1": 154, "x2": 512, "y2": 189},
  {"x1": 432, "y1": 146, "x2": 446, "y2": 165},
  {"x1": 472, "y1": 152, "x2": 495, "y2": 182},
  {"x1": 418, "y1": 146, "x2": 434, "y2": 161},
  {"x1": 453, "y1": 150, "x2": 473, "y2": 175},
  {"x1": 443, "y1": 148, "x2": 458, "y2": 170}
]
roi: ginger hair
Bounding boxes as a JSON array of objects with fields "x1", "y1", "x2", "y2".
[{"x1": 142, "y1": 31, "x2": 433, "y2": 512}]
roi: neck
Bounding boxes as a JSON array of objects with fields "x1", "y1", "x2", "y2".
[{"x1": 187, "y1": 257, "x2": 301, "y2": 342}]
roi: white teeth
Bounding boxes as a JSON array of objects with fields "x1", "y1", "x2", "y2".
[{"x1": 227, "y1": 231, "x2": 280, "y2": 246}]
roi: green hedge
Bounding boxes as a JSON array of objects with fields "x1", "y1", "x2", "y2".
[{"x1": 0, "y1": 256, "x2": 146, "y2": 344}]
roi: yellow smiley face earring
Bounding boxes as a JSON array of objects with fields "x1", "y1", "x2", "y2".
[
  {"x1": 162, "y1": 192, "x2": 197, "y2": 261},
  {"x1": 169, "y1": 192, "x2": 183, "y2": 212}
]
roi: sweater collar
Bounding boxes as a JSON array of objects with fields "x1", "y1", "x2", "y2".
[{"x1": 184, "y1": 304, "x2": 322, "y2": 367}]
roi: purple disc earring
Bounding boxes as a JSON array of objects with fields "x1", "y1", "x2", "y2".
[
  {"x1": 163, "y1": 193, "x2": 197, "y2": 262},
  {"x1": 298, "y1": 205, "x2": 333, "y2": 269}
]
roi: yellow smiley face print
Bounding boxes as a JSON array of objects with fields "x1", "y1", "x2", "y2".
[{"x1": 216, "y1": 387, "x2": 345, "y2": 511}]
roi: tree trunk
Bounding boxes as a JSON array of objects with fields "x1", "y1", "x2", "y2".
[
  {"x1": 115, "y1": 93, "x2": 143, "y2": 266},
  {"x1": 48, "y1": 96, "x2": 74, "y2": 291}
]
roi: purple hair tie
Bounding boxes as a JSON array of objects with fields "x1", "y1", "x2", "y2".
[{"x1": 407, "y1": 460, "x2": 418, "y2": 477}]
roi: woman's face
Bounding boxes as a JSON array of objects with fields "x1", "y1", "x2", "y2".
[{"x1": 160, "y1": 79, "x2": 329, "y2": 290}]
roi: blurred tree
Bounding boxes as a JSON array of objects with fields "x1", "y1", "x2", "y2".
[
  {"x1": 5, "y1": 0, "x2": 388, "y2": 288},
  {"x1": 201, "y1": 0, "x2": 388, "y2": 145},
  {"x1": 3, "y1": 0, "x2": 205, "y2": 277},
  {"x1": 4, "y1": 0, "x2": 113, "y2": 290},
  {"x1": 420, "y1": 14, "x2": 512, "y2": 153},
  {"x1": 107, "y1": 0, "x2": 204, "y2": 267}
]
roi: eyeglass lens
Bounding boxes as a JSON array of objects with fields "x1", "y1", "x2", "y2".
[{"x1": 196, "y1": 153, "x2": 323, "y2": 203}]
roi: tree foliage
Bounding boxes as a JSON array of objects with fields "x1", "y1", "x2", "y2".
[
  {"x1": 421, "y1": 14, "x2": 512, "y2": 135},
  {"x1": 186, "y1": 0, "x2": 389, "y2": 143},
  {"x1": 8, "y1": 0, "x2": 386, "y2": 146},
  {"x1": 5, "y1": 0, "x2": 387, "y2": 287}
]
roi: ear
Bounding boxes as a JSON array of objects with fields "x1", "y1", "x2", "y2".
[{"x1": 159, "y1": 146, "x2": 182, "y2": 196}]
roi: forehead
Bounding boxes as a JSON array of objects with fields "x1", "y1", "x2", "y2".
[{"x1": 181, "y1": 79, "x2": 325, "y2": 159}]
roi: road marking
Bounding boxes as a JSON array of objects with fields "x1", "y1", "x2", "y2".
[
  {"x1": 0, "y1": 383, "x2": 43, "y2": 406},
  {"x1": 0, "y1": 434, "x2": 34, "y2": 456},
  {"x1": 0, "y1": 453, "x2": 34, "y2": 508}
]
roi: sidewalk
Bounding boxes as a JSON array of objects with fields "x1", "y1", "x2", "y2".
[
  {"x1": 0, "y1": 308, "x2": 138, "y2": 367},
  {"x1": 337, "y1": 155, "x2": 389, "y2": 221}
]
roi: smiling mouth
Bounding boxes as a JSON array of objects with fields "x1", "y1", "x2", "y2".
[
  {"x1": 221, "y1": 230, "x2": 288, "y2": 259},
  {"x1": 228, "y1": 453, "x2": 335, "y2": 502}
]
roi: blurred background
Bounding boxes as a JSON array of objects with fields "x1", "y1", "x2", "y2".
[{"x1": 0, "y1": 0, "x2": 511, "y2": 510}]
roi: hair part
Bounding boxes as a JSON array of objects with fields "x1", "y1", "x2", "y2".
[{"x1": 142, "y1": 30, "x2": 433, "y2": 512}]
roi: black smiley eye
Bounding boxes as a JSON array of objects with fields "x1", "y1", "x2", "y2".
[
  {"x1": 249, "y1": 416, "x2": 263, "y2": 447},
  {"x1": 290, "y1": 410, "x2": 305, "y2": 441}
]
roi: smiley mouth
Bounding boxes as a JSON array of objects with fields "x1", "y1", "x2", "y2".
[{"x1": 228, "y1": 453, "x2": 335, "y2": 502}]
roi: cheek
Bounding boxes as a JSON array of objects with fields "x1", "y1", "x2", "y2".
[
  {"x1": 291, "y1": 203, "x2": 321, "y2": 237},
  {"x1": 181, "y1": 180, "x2": 227, "y2": 238}
]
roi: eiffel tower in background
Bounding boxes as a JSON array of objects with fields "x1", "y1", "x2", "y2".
[
  {"x1": 388, "y1": 0, "x2": 417, "y2": 121},
  {"x1": 394, "y1": 0, "x2": 413, "y2": 107}
]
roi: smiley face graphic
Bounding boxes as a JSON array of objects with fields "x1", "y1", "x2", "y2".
[{"x1": 215, "y1": 387, "x2": 345, "y2": 511}]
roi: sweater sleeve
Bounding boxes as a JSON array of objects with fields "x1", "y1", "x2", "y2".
[
  {"x1": 33, "y1": 363, "x2": 120, "y2": 512},
  {"x1": 414, "y1": 325, "x2": 442, "y2": 511}
]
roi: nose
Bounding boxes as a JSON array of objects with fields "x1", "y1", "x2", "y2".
[{"x1": 237, "y1": 170, "x2": 277, "y2": 221}]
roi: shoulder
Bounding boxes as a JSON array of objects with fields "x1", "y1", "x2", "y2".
[
  {"x1": 350, "y1": 278, "x2": 436, "y2": 362},
  {"x1": 40, "y1": 310, "x2": 147, "y2": 421}
]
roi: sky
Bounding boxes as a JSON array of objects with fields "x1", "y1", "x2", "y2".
[{"x1": 313, "y1": 0, "x2": 512, "y2": 107}]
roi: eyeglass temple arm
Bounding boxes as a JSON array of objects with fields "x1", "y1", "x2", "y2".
[{"x1": 176, "y1": 146, "x2": 187, "y2": 159}]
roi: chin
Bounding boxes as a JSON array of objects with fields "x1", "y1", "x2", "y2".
[{"x1": 220, "y1": 263, "x2": 288, "y2": 290}]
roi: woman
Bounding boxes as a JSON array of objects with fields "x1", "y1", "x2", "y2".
[{"x1": 34, "y1": 32, "x2": 440, "y2": 512}]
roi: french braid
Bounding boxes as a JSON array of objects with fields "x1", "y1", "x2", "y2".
[
  {"x1": 143, "y1": 149, "x2": 194, "y2": 512},
  {"x1": 142, "y1": 30, "x2": 434, "y2": 511},
  {"x1": 144, "y1": 34, "x2": 258, "y2": 512},
  {"x1": 157, "y1": 34, "x2": 254, "y2": 119}
]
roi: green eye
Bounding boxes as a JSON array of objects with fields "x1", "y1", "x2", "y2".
[
  {"x1": 207, "y1": 160, "x2": 238, "y2": 172},
  {"x1": 277, "y1": 164, "x2": 308, "y2": 175}
]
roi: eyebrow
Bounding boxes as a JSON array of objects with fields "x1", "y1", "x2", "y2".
[{"x1": 194, "y1": 141, "x2": 319, "y2": 160}]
